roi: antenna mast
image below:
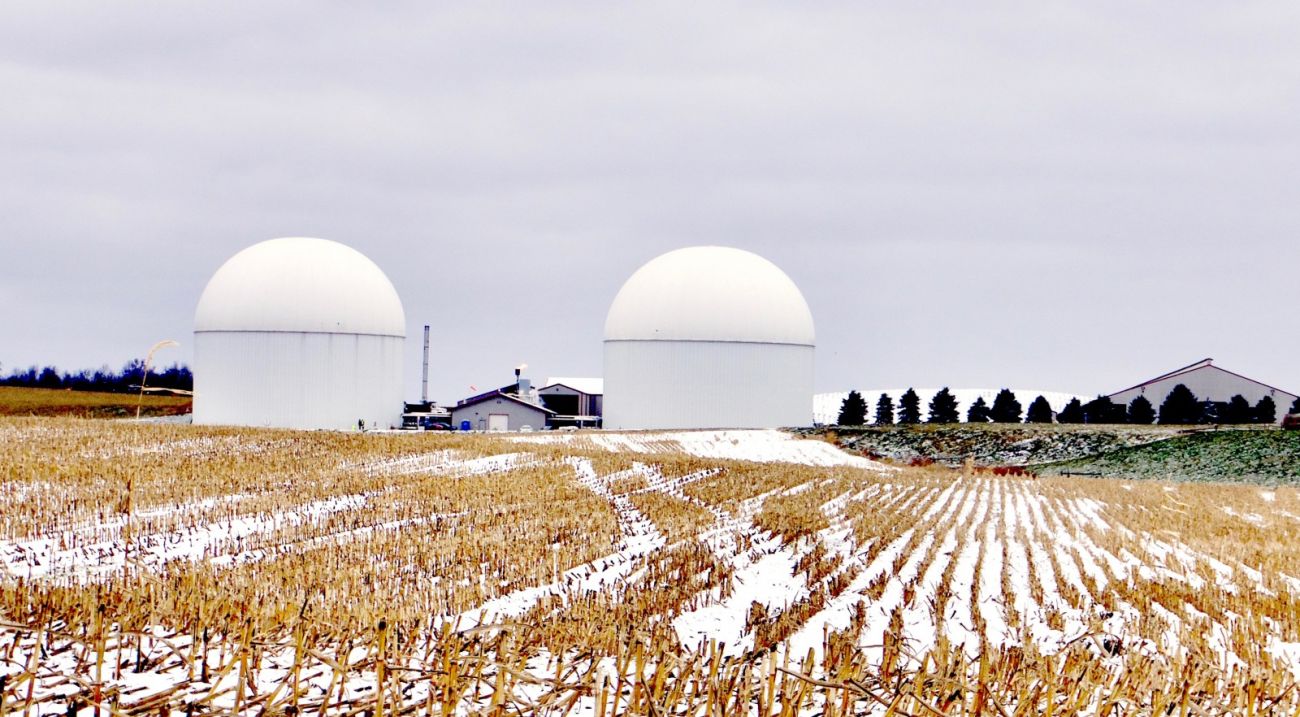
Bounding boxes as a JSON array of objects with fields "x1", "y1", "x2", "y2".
[{"x1": 421, "y1": 325, "x2": 430, "y2": 403}]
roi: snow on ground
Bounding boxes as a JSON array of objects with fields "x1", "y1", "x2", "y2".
[
  {"x1": 452, "y1": 457, "x2": 666, "y2": 628},
  {"x1": 673, "y1": 531, "x2": 806, "y2": 652},
  {"x1": 514, "y1": 429, "x2": 887, "y2": 469},
  {"x1": 4, "y1": 426, "x2": 1300, "y2": 713},
  {"x1": 0, "y1": 450, "x2": 528, "y2": 582}
]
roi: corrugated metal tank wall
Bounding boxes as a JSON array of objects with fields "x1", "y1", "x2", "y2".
[
  {"x1": 603, "y1": 340, "x2": 813, "y2": 429},
  {"x1": 193, "y1": 331, "x2": 404, "y2": 430}
]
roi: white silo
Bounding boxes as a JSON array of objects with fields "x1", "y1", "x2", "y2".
[
  {"x1": 603, "y1": 246, "x2": 815, "y2": 429},
  {"x1": 193, "y1": 237, "x2": 406, "y2": 430}
]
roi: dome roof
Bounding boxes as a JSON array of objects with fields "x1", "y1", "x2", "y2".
[
  {"x1": 195, "y1": 237, "x2": 405, "y2": 336},
  {"x1": 604, "y1": 246, "x2": 814, "y2": 345}
]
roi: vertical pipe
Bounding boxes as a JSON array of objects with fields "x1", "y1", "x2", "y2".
[{"x1": 421, "y1": 324, "x2": 430, "y2": 403}]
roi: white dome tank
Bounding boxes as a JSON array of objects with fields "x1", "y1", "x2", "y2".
[
  {"x1": 603, "y1": 246, "x2": 815, "y2": 429},
  {"x1": 193, "y1": 237, "x2": 406, "y2": 430}
]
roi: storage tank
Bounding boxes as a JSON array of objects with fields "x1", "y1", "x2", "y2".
[
  {"x1": 193, "y1": 237, "x2": 405, "y2": 430},
  {"x1": 603, "y1": 246, "x2": 815, "y2": 429}
]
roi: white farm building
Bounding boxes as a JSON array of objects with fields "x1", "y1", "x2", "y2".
[
  {"x1": 1107, "y1": 358, "x2": 1297, "y2": 425},
  {"x1": 603, "y1": 246, "x2": 815, "y2": 430},
  {"x1": 193, "y1": 237, "x2": 406, "y2": 430}
]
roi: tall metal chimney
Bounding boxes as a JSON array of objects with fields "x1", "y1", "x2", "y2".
[{"x1": 421, "y1": 324, "x2": 430, "y2": 403}]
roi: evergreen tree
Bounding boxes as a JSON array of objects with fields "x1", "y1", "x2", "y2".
[
  {"x1": 1222, "y1": 395, "x2": 1252, "y2": 424},
  {"x1": 1083, "y1": 395, "x2": 1124, "y2": 424},
  {"x1": 1157, "y1": 384, "x2": 1200, "y2": 425},
  {"x1": 989, "y1": 389, "x2": 1022, "y2": 423},
  {"x1": 1127, "y1": 395, "x2": 1156, "y2": 424},
  {"x1": 1057, "y1": 398, "x2": 1084, "y2": 424},
  {"x1": 0, "y1": 361, "x2": 193, "y2": 392},
  {"x1": 36, "y1": 367, "x2": 62, "y2": 389},
  {"x1": 1197, "y1": 400, "x2": 1221, "y2": 424},
  {"x1": 897, "y1": 388, "x2": 922, "y2": 425},
  {"x1": 1025, "y1": 395, "x2": 1053, "y2": 423},
  {"x1": 927, "y1": 388, "x2": 960, "y2": 424},
  {"x1": 1291, "y1": 396, "x2": 1300, "y2": 415},
  {"x1": 966, "y1": 396, "x2": 991, "y2": 423},
  {"x1": 874, "y1": 393, "x2": 895, "y2": 425},
  {"x1": 836, "y1": 390, "x2": 868, "y2": 426},
  {"x1": 1255, "y1": 396, "x2": 1278, "y2": 424}
]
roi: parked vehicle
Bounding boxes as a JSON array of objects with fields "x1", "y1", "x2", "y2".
[
  {"x1": 401, "y1": 413, "x2": 452, "y2": 431},
  {"x1": 1284, "y1": 413, "x2": 1300, "y2": 430}
]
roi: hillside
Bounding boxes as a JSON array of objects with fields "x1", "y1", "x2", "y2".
[
  {"x1": 813, "y1": 423, "x2": 1300, "y2": 485},
  {"x1": 810, "y1": 423, "x2": 1187, "y2": 466},
  {"x1": 1038, "y1": 428, "x2": 1300, "y2": 484}
]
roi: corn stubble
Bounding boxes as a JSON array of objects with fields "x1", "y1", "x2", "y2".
[{"x1": 0, "y1": 417, "x2": 1298, "y2": 714}]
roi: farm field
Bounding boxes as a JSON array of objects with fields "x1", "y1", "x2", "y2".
[
  {"x1": 0, "y1": 386, "x2": 191, "y2": 418},
  {"x1": 2, "y1": 419, "x2": 1300, "y2": 714}
]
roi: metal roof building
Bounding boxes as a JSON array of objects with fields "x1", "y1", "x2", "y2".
[
  {"x1": 450, "y1": 391, "x2": 553, "y2": 432},
  {"x1": 1107, "y1": 358, "x2": 1297, "y2": 424},
  {"x1": 603, "y1": 246, "x2": 815, "y2": 429},
  {"x1": 539, "y1": 378, "x2": 603, "y2": 428},
  {"x1": 193, "y1": 237, "x2": 405, "y2": 430}
]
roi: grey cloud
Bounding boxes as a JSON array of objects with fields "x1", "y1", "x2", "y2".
[{"x1": 1, "y1": 2, "x2": 1297, "y2": 402}]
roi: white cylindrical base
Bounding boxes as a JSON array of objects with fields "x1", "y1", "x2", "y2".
[
  {"x1": 194, "y1": 331, "x2": 404, "y2": 430},
  {"x1": 603, "y1": 340, "x2": 813, "y2": 430}
]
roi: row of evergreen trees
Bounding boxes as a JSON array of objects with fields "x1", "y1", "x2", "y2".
[
  {"x1": 836, "y1": 388, "x2": 1035, "y2": 425},
  {"x1": 837, "y1": 386, "x2": 1299, "y2": 426},
  {"x1": 0, "y1": 361, "x2": 193, "y2": 393},
  {"x1": 1056, "y1": 385, "x2": 1292, "y2": 426}
]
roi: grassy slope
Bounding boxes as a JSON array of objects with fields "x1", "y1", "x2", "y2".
[
  {"x1": 0, "y1": 386, "x2": 191, "y2": 418},
  {"x1": 811, "y1": 423, "x2": 1300, "y2": 484},
  {"x1": 1036, "y1": 429, "x2": 1300, "y2": 484},
  {"x1": 813, "y1": 423, "x2": 1186, "y2": 466}
]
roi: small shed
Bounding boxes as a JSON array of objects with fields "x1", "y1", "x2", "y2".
[{"x1": 450, "y1": 392, "x2": 553, "y2": 432}]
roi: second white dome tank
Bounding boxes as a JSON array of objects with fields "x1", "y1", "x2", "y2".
[{"x1": 603, "y1": 246, "x2": 815, "y2": 429}]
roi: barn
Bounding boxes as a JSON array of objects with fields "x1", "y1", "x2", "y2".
[
  {"x1": 449, "y1": 392, "x2": 553, "y2": 432},
  {"x1": 1107, "y1": 358, "x2": 1298, "y2": 424}
]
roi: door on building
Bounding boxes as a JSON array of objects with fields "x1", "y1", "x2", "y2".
[{"x1": 487, "y1": 414, "x2": 510, "y2": 432}]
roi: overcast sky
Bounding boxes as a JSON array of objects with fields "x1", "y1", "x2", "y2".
[{"x1": 3, "y1": 2, "x2": 1298, "y2": 404}]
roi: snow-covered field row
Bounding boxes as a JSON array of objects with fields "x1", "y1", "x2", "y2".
[
  {"x1": 0, "y1": 450, "x2": 530, "y2": 582},
  {"x1": 515, "y1": 428, "x2": 886, "y2": 468},
  {"x1": 2, "y1": 418, "x2": 1299, "y2": 714}
]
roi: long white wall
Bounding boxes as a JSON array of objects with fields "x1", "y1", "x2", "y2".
[
  {"x1": 194, "y1": 331, "x2": 404, "y2": 430},
  {"x1": 603, "y1": 340, "x2": 813, "y2": 430},
  {"x1": 814, "y1": 389, "x2": 1084, "y2": 425}
]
